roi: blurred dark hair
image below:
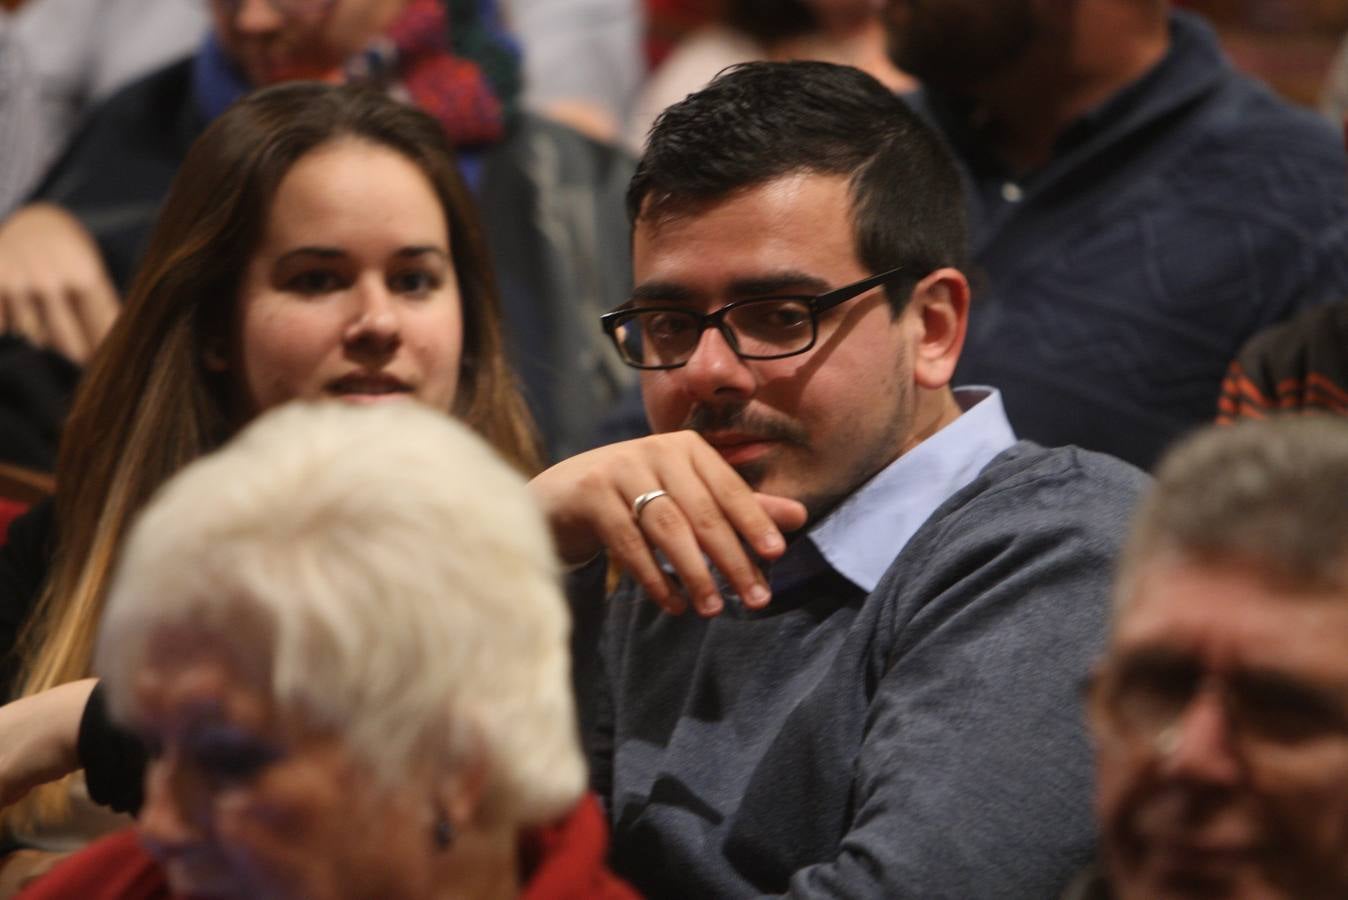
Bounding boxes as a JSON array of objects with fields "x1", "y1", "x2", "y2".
[
  {"x1": 725, "y1": 0, "x2": 818, "y2": 42},
  {"x1": 628, "y1": 61, "x2": 969, "y2": 312}
]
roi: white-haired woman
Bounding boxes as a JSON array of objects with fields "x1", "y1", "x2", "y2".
[{"x1": 19, "y1": 401, "x2": 634, "y2": 900}]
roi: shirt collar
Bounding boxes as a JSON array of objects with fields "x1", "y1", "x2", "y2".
[{"x1": 772, "y1": 387, "x2": 1016, "y2": 594}]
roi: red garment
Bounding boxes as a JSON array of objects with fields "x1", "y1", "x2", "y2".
[
  {"x1": 15, "y1": 831, "x2": 169, "y2": 900},
  {"x1": 0, "y1": 497, "x2": 27, "y2": 545},
  {"x1": 519, "y1": 794, "x2": 638, "y2": 900},
  {"x1": 17, "y1": 795, "x2": 637, "y2": 900},
  {"x1": 643, "y1": 0, "x2": 718, "y2": 68},
  {"x1": 386, "y1": 0, "x2": 505, "y2": 147}
]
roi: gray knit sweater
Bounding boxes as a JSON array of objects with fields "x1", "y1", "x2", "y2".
[{"x1": 572, "y1": 441, "x2": 1148, "y2": 898}]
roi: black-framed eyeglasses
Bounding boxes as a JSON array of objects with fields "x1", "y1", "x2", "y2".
[
  {"x1": 1084, "y1": 653, "x2": 1348, "y2": 762},
  {"x1": 600, "y1": 266, "x2": 908, "y2": 370}
]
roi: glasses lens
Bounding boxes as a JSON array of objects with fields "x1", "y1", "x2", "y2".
[
  {"x1": 614, "y1": 309, "x2": 703, "y2": 368},
  {"x1": 1228, "y1": 673, "x2": 1348, "y2": 749},
  {"x1": 724, "y1": 299, "x2": 814, "y2": 358},
  {"x1": 1096, "y1": 657, "x2": 1201, "y2": 743}
]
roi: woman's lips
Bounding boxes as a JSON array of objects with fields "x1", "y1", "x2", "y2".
[{"x1": 326, "y1": 373, "x2": 412, "y2": 403}]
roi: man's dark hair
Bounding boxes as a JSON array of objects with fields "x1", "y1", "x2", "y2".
[{"x1": 628, "y1": 61, "x2": 969, "y2": 311}]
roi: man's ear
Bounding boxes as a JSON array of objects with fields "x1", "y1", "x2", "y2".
[{"x1": 907, "y1": 267, "x2": 969, "y2": 391}]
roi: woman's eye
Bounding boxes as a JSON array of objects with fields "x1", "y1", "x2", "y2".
[
  {"x1": 389, "y1": 269, "x2": 440, "y2": 296},
  {"x1": 285, "y1": 269, "x2": 343, "y2": 295}
]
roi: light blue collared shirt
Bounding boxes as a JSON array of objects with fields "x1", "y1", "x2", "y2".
[{"x1": 770, "y1": 387, "x2": 1017, "y2": 594}]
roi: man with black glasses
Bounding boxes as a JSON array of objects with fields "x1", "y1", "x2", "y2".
[
  {"x1": 1082, "y1": 417, "x2": 1348, "y2": 900},
  {"x1": 534, "y1": 61, "x2": 1148, "y2": 897}
]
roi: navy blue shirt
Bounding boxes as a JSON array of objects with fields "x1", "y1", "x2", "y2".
[{"x1": 915, "y1": 11, "x2": 1348, "y2": 469}]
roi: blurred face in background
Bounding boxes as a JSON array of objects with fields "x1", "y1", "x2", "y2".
[
  {"x1": 1091, "y1": 554, "x2": 1348, "y2": 899},
  {"x1": 210, "y1": 0, "x2": 407, "y2": 86},
  {"x1": 883, "y1": 0, "x2": 1038, "y2": 94},
  {"x1": 134, "y1": 629, "x2": 441, "y2": 900}
]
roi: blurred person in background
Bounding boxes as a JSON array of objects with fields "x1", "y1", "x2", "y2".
[
  {"x1": 1079, "y1": 416, "x2": 1348, "y2": 899},
  {"x1": 1321, "y1": 30, "x2": 1348, "y2": 125},
  {"x1": 0, "y1": 0, "x2": 633, "y2": 468},
  {"x1": 626, "y1": 0, "x2": 912, "y2": 150},
  {"x1": 1216, "y1": 298, "x2": 1348, "y2": 421},
  {"x1": 506, "y1": 0, "x2": 643, "y2": 143},
  {"x1": 17, "y1": 401, "x2": 634, "y2": 900},
  {"x1": 887, "y1": 0, "x2": 1348, "y2": 470},
  {"x1": 0, "y1": 0, "x2": 207, "y2": 217}
]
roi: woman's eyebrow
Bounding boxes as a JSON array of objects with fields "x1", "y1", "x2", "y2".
[
  {"x1": 275, "y1": 246, "x2": 347, "y2": 265},
  {"x1": 392, "y1": 246, "x2": 450, "y2": 261}
]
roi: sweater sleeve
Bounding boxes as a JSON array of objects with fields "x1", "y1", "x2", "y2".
[
  {"x1": 78, "y1": 681, "x2": 147, "y2": 815},
  {"x1": 783, "y1": 452, "x2": 1145, "y2": 899}
]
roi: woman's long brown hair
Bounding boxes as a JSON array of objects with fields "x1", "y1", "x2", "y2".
[{"x1": 7, "y1": 83, "x2": 540, "y2": 828}]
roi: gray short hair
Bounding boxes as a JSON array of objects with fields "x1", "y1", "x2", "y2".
[
  {"x1": 1118, "y1": 416, "x2": 1348, "y2": 600},
  {"x1": 96, "y1": 401, "x2": 584, "y2": 827}
]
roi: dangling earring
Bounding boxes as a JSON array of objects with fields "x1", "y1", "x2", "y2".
[{"x1": 433, "y1": 812, "x2": 455, "y2": 851}]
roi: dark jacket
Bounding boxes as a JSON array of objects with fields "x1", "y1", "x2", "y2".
[{"x1": 919, "y1": 11, "x2": 1348, "y2": 468}]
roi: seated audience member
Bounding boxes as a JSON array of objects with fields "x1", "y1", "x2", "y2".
[
  {"x1": 625, "y1": 0, "x2": 911, "y2": 150},
  {"x1": 0, "y1": 0, "x2": 633, "y2": 466},
  {"x1": 17, "y1": 401, "x2": 635, "y2": 900},
  {"x1": 508, "y1": 0, "x2": 644, "y2": 142},
  {"x1": 1081, "y1": 416, "x2": 1348, "y2": 899},
  {"x1": 0, "y1": 80, "x2": 538, "y2": 874},
  {"x1": 0, "y1": 0, "x2": 207, "y2": 217},
  {"x1": 886, "y1": 0, "x2": 1348, "y2": 469},
  {"x1": 1216, "y1": 299, "x2": 1348, "y2": 421},
  {"x1": 541, "y1": 61, "x2": 1148, "y2": 897}
]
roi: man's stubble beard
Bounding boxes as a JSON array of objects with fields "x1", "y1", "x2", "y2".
[{"x1": 885, "y1": 0, "x2": 1039, "y2": 98}]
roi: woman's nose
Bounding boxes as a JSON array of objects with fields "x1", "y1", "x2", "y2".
[{"x1": 342, "y1": 282, "x2": 402, "y2": 356}]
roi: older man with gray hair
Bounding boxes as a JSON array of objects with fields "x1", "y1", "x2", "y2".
[{"x1": 1084, "y1": 416, "x2": 1348, "y2": 899}]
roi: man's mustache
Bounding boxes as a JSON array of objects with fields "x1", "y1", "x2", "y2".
[{"x1": 681, "y1": 405, "x2": 809, "y2": 447}]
